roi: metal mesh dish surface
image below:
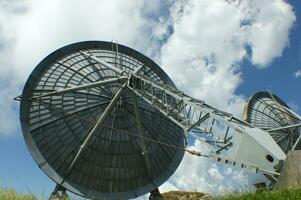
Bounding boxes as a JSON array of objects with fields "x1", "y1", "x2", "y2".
[
  {"x1": 243, "y1": 91, "x2": 300, "y2": 154},
  {"x1": 20, "y1": 41, "x2": 186, "y2": 199}
]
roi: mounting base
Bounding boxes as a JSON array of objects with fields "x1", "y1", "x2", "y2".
[
  {"x1": 276, "y1": 150, "x2": 301, "y2": 190},
  {"x1": 49, "y1": 185, "x2": 69, "y2": 200},
  {"x1": 149, "y1": 188, "x2": 164, "y2": 200}
]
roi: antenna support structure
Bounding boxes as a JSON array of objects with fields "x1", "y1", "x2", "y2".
[{"x1": 17, "y1": 41, "x2": 301, "y2": 200}]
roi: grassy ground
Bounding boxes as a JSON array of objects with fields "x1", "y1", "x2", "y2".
[
  {"x1": 1, "y1": 187, "x2": 301, "y2": 200},
  {"x1": 163, "y1": 191, "x2": 213, "y2": 200},
  {"x1": 219, "y1": 188, "x2": 301, "y2": 200},
  {"x1": 163, "y1": 189, "x2": 301, "y2": 200},
  {"x1": 0, "y1": 187, "x2": 39, "y2": 200}
]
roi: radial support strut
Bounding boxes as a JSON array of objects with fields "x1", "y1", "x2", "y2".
[
  {"x1": 31, "y1": 77, "x2": 127, "y2": 100},
  {"x1": 80, "y1": 51, "x2": 125, "y2": 75},
  {"x1": 133, "y1": 64, "x2": 144, "y2": 74},
  {"x1": 267, "y1": 123, "x2": 301, "y2": 132},
  {"x1": 132, "y1": 93, "x2": 152, "y2": 177},
  {"x1": 292, "y1": 135, "x2": 301, "y2": 150},
  {"x1": 67, "y1": 83, "x2": 127, "y2": 172}
]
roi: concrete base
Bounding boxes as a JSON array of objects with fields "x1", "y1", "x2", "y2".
[{"x1": 276, "y1": 150, "x2": 301, "y2": 190}]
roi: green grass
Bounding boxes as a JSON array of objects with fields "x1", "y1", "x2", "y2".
[
  {"x1": 163, "y1": 189, "x2": 301, "y2": 200},
  {"x1": 1, "y1": 187, "x2": 301, "y2": 200},
  {"x1": 0, "y1": 187, "x2": 40, "y2": 200},
  {"x1": 219, "y1": 188, "x2": 301, "y2": 200},
  {"x1": 163, "y1": 190, "x2": 212, "y2": 199}
]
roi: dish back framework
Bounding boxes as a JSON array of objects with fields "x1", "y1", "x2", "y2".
[{"x1": 17, "y1": 41, "x2": 301, "y2": 199}]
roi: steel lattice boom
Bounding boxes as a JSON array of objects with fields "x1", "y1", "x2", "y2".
[{"x1": 127, "y1": 74, "x2": 286, "y2": 177}]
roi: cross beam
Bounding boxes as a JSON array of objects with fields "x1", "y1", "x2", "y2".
[{"x1": 30, "y1": 77, "x2": 127, "y2": 100}]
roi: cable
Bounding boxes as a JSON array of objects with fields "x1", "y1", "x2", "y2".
[
  {"x1": 68, "y1": 106, "x2": 202, "y2": 156},
  {"x1": 98, "y1": 123, "x2": 202, "y2": 156}
]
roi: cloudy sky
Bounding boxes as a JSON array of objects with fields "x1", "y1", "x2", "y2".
[{"x1": 0, "y1": 0, "x2": 300, "y2": 199}]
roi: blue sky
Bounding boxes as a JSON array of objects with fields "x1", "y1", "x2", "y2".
[
  {"x1": 0, "y1": 0, "x2": 300, "y2": 199},
  {"x1": 237, "y1": 1, "x2": 301, "y2": 105}
]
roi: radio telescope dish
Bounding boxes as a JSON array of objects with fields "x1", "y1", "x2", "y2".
[
  {"x1": 19, "y1": 41, "x2": 296, "y2": 199},
  {"x1": 244, "y1": 91, "x2": 301, "y2": 154},
  {"x1": 20, "y1": 41, "x2": 186, "y2": 199}
]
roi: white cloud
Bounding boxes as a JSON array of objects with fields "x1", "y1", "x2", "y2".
[
  {"x1": 0, "y1": 0, "x2": 296, "y2": 198},
  {"x1": 0, "y1": 0, "x2": 295, "y2": 136},
  {"x1": 159, "y1": 0, "x2": 295, "y2": 116},
  {"x1": 0, "y1": 0, "x2": 165, "y2": 137},
  {"x1": 156, "y1": 0, "x2": 295, "y2": 196},
  {"x1": 158, "y1": 140, "x2": 266, "y2": 196},
  {"x1": 245, "y1": 0, "x2": 296, "y2": 67},
  {"x1": 294, "y1": 69, "x2": 301, "y2": 78},
  {"x1": 0, "y1": 0, "x2": 153, "y2": 80}
]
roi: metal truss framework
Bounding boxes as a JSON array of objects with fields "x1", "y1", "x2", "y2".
[
  {"x1": 27, "y1": 51, "x2": 296, "y2": 178},
  {"x1": 20, "y1": 47, "x2": 301, "y2": 199},
  {"x1": 127, "y1": 74, "x2": 290, "y2": 177}
]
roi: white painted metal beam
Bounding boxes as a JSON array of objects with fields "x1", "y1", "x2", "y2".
[
  {"x1": 267, "y1": 123, "x2": 301, "y2": 132},
  {"x1": 30, "y1": 77, "x2": 127, "y2": 100},
  {"x1": 132, "y1": 93, "x2": 152, "y2": 177},
  {"x1": 68, "y1": 83, "x2": 127, "y2": 172},
  {"x1": 80, "y1": 51, "x2": 125, "y2": 75}
]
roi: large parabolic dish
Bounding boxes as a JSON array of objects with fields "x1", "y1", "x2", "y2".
[
  {"x1": 20, "y1": 41, "x2": 186, "y2": 199},
  {"x1": 244, "y1": 91, "x2": 301, "y2": 154}
]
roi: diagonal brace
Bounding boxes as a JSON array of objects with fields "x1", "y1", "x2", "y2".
[
  {"x1": 187, "y1": 113, "x2": 210, "y2": 132},
  {"x1": 30, "y1": 77, "x2": 127, "y2": 100},
  {"x1": 292, "y1": 135, "x2": 301, "y2": 150},
  {"x1": 132, "y1": 93, "x2": 152, "y2": 177},
  {"x1": 67, "y1": 83, "x2": 127, "y2": 172},
  {"x1": 80, "y1": 51, "x2": 125, "y2": 75}
]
